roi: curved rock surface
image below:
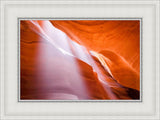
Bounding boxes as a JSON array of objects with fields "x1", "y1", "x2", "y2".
[{"x1": 50, "y1": 20, "x2": 140, "y2": 73}]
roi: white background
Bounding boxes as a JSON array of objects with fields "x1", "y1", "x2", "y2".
[{"x1": 0, "y1": 0, "x2": 159, "y2": 120}]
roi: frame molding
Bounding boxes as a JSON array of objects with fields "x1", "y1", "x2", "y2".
[
  {"x1": 18, "y1": 17, "x2": 142, "y2": 102},
  {"x1": 0, "y1": 0, "x2": 159, "y2": 120}
]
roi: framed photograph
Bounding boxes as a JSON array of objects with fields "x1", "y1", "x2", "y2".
[
  {"x1": 19, "y1": 18, "x2": 141, "y2": 101},
  {"x1": 0, "y1": 0, "x2": 159, "y2": 120}
]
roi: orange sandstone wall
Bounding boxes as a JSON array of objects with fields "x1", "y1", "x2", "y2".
[
  {"x1": 50, "y1": 20, "x2": 140, "y2": 91},
  {"x1": 20, "y1": 20, "x2": 140, "y2": 100},
  {"x1": 50, "y1": 20, "x2": 140, "y2": 73}
]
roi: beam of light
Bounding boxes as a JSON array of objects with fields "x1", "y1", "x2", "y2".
[
  {"x1": 40, "y1": 20, "x2": 119, "y2": 99},
  {"x1": 65, "y1": 32, "x2": 119, "y2": 99},
  {"x1": 29, "y1": 20, "x2": 73, "y2": 56},
  {"x1": 72, "y1": 47, "x2": 118, "y2": 99},
  {"x1": 28, "y1": 20, "x2": 91, "y2": 100}
]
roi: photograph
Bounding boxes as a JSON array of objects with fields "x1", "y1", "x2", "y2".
[
  {"x1": 20, "y1": 19, "x2": 140, "y2": 100},
  {"x1": 1, "y1": 0, "x2": 160, "y2": 119}
]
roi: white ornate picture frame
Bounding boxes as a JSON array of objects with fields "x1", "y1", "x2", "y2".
[{"x1": 0, "y1": 0, "x2": 159, "y2": 120}]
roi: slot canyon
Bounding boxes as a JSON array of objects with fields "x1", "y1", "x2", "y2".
[{"x1": 20, "y1": 20, "x2": 140, "y2": 100}]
